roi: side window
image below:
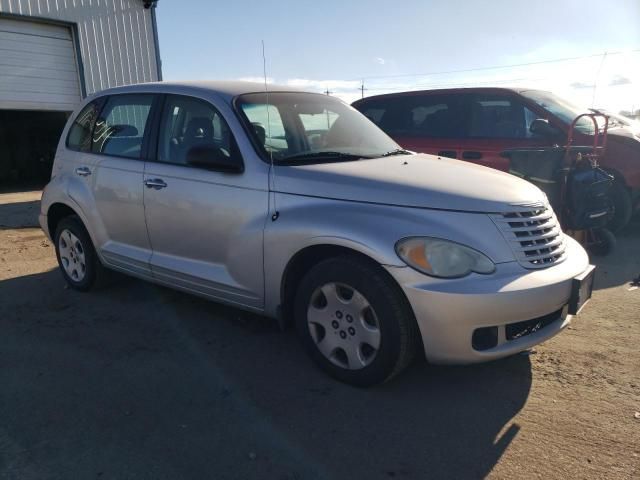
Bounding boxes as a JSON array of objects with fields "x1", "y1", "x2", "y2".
[
  {"x1": 157, "y1": 95, "x2": 241, "y2": 167},
  {"x1": 408, "y1": 97, "x2": 466, "y2": 138},
  {"x1": 524, "y1": 106, "x2": 542, "y2": 137},
  {"x1": 469, "y1": 95, "x2": 537, "y2": 139},
  {"x1": 240, "y1": 103, "x2": 289, "y2": 156},
  {"x1": 92, "y1": 94, "x2": 153, "y2": 159},
  {"x1": 66, "y1": 100, "x2": 103, "y2": 152},
  {"x1": 370, "y1": 95, "x2": 467, "y2": 138},
  {"x1": 361, "y1": 106, "x2": 386, "y2": 125}
]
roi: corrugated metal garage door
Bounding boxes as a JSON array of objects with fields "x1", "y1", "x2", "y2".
[{"x1": 0, "y1": 17, "x2": 81, "y2": 111}]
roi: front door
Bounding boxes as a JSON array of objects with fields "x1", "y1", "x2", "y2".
[
  {"x1": 455, "y1": 93, "x2": 551, "y2": 171},
  {"x1": 143, "y1": 94, "x2": 268, "y2": 309}
]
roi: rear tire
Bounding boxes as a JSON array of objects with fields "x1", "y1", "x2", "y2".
[
  {"x1": 589, "y1": 228, "x2": 616, "y2": 257},
  {"x1": 607, "y1": 181, "x2": 632, "y2": 232},
  {"x1": 54, "y1": 216, "x2": 102, "y2": 291},
  {"x1": 294, "y1": 256, "x2": 419, "y2": 387}
]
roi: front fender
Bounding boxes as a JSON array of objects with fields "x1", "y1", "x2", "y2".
[{"x1": 263, "y1": 193, "x2": 514, "y2": 316}]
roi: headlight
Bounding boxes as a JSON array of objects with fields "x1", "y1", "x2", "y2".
[{"x1": 395, "y1": 237, "x2": 495, "y2": 278}]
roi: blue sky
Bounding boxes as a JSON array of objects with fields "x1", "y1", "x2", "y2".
[{"x1": 156, "y1": 0, "x2": 640, "y2": 112}]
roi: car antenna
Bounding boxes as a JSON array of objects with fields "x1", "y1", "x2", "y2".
[{"x1": 263, "y1": 40, "x2": 279, "y2": 221}]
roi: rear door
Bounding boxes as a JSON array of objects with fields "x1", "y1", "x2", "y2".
[
  {"x1": 142, "y1": 94, "x2": 267, "y2": 309},
  {"x1": 455, "y1": 92, "x2": 550, "y2": 171}
]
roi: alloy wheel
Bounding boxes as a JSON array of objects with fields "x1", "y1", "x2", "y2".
[{"x1": 58, "y1": 228, "x2": 87, "y2": 282}]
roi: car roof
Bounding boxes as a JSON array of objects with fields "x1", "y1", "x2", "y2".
[
  {"x1": 90, "y1": 80, "x2": 305, "y2": 101},
  {"x1": 352, "y1": 87, "x2": 550, "y2": 105}
]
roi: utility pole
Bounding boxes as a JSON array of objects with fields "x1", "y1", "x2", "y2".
[
  {"x1": 324, "y1": 88, "x2": 333, "y2": 96},
  {"x1": 360, "y1": 79, "x2": 367, "y2": 99}
]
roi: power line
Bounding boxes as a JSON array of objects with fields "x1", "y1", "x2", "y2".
[{"x1": 352, "y1": 48, "x2": 640, "y2": 81}]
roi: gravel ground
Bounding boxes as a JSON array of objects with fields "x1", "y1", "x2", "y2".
[{"x1": 0, "y1": 190, "x2": 639, "y2": 480}]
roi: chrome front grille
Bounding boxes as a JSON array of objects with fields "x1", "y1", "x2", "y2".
[{"x1": 490, "y1": 203, "x2": 566, "y2": 269}]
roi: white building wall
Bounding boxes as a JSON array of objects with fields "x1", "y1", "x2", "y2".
[{"x1": 0, "y1": 0, "x2": 160, "y2": 97}]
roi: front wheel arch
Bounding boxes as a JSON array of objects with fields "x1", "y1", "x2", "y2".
[{"x1": 280, "y1": 245, "x2": 413, "y2": 328}]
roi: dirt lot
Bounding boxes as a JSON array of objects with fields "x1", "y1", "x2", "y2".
[{"x1": 1, "y1": 190, "x2": 639, "y2": 480}]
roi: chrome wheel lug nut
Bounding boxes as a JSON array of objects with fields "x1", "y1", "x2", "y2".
[
  {"x1": 332, "y1": 320, "x2": 339, "y2": 329},
  {"x1": 346, "y1": 314, "x2": 353, "y2": 323},
  {"x1": 335, "y1": 311, "x2": 343, "y2": 319},
  {"x1": 339, "y1": 330, "x2": 347, "y2": 339}
]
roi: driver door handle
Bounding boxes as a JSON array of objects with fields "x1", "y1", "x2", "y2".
[
  {"x1": 144, "y1": 178, "x2": 167, "y2": 189},
  {"x1": 75, "y1": 166, "x2": 91, "y2": 177}
]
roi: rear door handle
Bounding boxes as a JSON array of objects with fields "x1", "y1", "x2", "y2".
[
  {"x1": 462, "y1": 151, "x2": 483, "y2": 160},
  {"x1": 144, "y1": 178, "x2": 167, "y2": 189},
  {"x1": 75, "y1": 166, "x2": 91, "y2": 177},
  {"x1": 437, "y1": 150, "x2": 457, "y2": 159}
]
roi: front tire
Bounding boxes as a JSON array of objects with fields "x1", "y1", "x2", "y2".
[
  {"x1": 54, "y1": 216, "x2": 101, "y2": 291},
  {"x1": 294, "y1": 256, "x2": 419, "y2": 387}
]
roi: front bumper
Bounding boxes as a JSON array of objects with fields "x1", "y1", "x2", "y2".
[{"x1": 386, "y1": 235, "x2": 591, "y2": 364}]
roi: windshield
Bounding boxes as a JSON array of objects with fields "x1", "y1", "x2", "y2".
[
  {"x1": 236, "y1": 92, "x2": 400, "y2": 164},
  {"x1": 520, "y1": 90, "x2": 600, "y2": 134},
  {"x1": 592, "y1": 109, "x2": 640, "y2": 133}
]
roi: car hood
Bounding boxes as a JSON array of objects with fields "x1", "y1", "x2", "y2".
[
  {"x1": 607, "y1": 125, "x2": 640, "y2": 141},
  {"x1": 273, "y1": 154, "x2": 546, "y2": 213}
]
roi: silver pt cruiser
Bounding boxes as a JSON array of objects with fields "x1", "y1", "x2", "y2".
[{"x1": 39, "y1": 81, "x2": 595, "y2": 386}]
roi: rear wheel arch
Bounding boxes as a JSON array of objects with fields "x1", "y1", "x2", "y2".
[
  {"x1": 47, "y1": 203, "x2": 80, "y2": 239},
  {"x1": 601, "y1": 167, "x2": 628, "y2": 187},
  {"x1": 600, "y1": 168, "x2": 633, "y2": 231}
]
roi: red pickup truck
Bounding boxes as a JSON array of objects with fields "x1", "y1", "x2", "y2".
[{"x1": 353, "y1": 88, "x2": 639, "y2": 231}]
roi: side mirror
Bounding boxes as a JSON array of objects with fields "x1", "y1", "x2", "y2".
[
  {"x1": 530, "y1": 118, "x2": 562, "y2": 138},
  {"x1": 186, "y1": 144, "x2": 244, "y2": 173}
]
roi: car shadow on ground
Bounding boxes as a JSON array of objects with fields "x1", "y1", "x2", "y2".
[
  {"x1": 0, "y1": 200, "x2": 40, "y2": 229},
  {"x1": 591, "y1": 219, "x2": 640, "y2": 290},
  {"x1": 0, "y1": 268, "x2": 532, "y2": 479}
]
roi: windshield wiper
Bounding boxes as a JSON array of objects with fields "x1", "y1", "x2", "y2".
[
  {"x1": 277, "y1": 151, "x2": 371, "y2": 165},
  {"x1": 381, "y1": 148, "x2": 413, "y2": 157}
]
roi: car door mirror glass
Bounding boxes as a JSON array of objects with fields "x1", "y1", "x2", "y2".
[
  {"x1": 530, "y1": 118, "x2": 562, "y2": 138},
  {"x1": 185, "y1": 144, "x2": 244, "y2": 173}
]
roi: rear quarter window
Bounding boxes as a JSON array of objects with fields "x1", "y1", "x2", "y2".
[{"x1": 66, "y1": 99, "x2": 104, "y2": 152}]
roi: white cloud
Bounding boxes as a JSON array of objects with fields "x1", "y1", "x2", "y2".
[
  {"x1": 238, "y1": 76, "x2": 275, "y2": 84},
  {"x1": 235, "y1": 48, "x2": 640, "y2": 111},
  {"x1": 285, "y1": 78, "x2": 361, "y2": 90},
  {"x1": 571, "y1": 81, "x2": 595, "y2": 89},
  {"x1": 609, "y1": 75, "x2": 631, "y2": 86},
  {"x1": 283, "y1": 78, "x2": 363, "y2": 103},
  {"x1": 375, "y1": 57, "x2": 386, "y2": 65}
]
